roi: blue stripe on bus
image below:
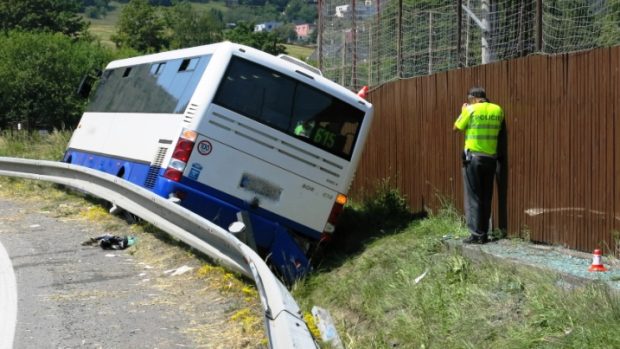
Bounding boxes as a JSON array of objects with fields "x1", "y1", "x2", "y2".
[
  {"x1": 63, "y1": 149, "x2": 323, "y2": 243},
  {"x1": 63, "y1": 149, "x2": 152, "y2": 186},
  {"x1": 154, "y1": 175, "x2": 323, "y2": 241}
]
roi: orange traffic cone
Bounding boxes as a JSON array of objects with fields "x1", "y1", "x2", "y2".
[
  {"x1": 357, "y1": 85, "x2": 369, "y2": 99},
  {"x1": 588, "y1": 249, "x2": 608, "y2": 272}
]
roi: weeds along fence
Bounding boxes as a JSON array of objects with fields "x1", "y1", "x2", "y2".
[
  {"x1": 318, "y1": 0, "x2": 620, "y2": 91},
  {"x1": 351, "y1": 45, "x2": 620, "y2": 255}
]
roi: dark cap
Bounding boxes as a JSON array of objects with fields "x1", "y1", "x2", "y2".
[{"x1": 467, "y1": 87, "x2": 487, "y2": 99}]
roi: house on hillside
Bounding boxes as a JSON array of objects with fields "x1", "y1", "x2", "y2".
[
  {"x1": 295, "y1": 23, "x2": 315, "y2": 40},
  {"x1": 335, "y1": 1, "x2": 377, "y2": 19},
  {"x1": 254, "y1": 21, "x2": 282, "y2": 33},
  {"x1": 335, "y1": 4, "x2": 350, "y2": 18}
]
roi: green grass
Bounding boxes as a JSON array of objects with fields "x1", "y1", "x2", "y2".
[
  {"x1": 0, "y1": 130, "x2": 70, "y2": 161},
  {"x1": 294, "y1": 188, "x2": 620, "y2": 348},
  {"x1": 82, "y1": 1, "x2": 126, "y2": 47},
  {"x1": 191, "y1": 1, "x2": 231, "y2": 14},
  {"x1": 283, "y1": 44, "x2": 315, "y2": 61}
]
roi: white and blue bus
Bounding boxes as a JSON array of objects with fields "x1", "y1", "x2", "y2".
[{"x1": 64, "y1": 41, "x2": 373, "y2": 279}]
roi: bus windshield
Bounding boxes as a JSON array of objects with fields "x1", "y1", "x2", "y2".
[{"x1": 213, "y1": 56, "x2": 365, "y2": 160}]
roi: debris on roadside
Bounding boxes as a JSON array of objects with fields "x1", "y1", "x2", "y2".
[
  {"x1": 312, "y1": 306, "x2": 344, "y2": 349},
  {"x1": 82, "y1": 233, "x2": 137, "y2": 250},
  {"x1": 164, "y1": 265, "x2": 194, "y2": 276},
  {"x1": 414, "y1": 268, "x2": 429, "y2": 284}
]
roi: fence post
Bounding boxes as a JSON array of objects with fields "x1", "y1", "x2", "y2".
[
  {"x1": 368, "y1": 23, "x2": 372, "y2": 86},
  {"x1": 352, "y1": 0, "x2": 357, "y2": 89},
  {"x1": 428, "y1": 11, "x2": 433, "y2": 75},
  {"x1": 376, "y1": 0, "x2": 382, "y2": 84},
  {"x1": 397, "y1": 0, "x2": 403, "y2": 78},
  {"x1": 318, "y1": 0, "x2": 323, "y2": 71},
  {"x1": 481, "y1": 0, "x2": 490, "y2": 64},
  {"x1": 457, "y1": 0, "x2": 462, "y2": 67},
  {"x1": 341, "y1": 31, "x2": 346, "y2": 85},
  {"x1": 536, "y1": 0, "x2": 542, "y2": 52}
]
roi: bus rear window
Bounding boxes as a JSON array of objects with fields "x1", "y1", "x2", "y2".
[{"x1": 213, "y1": 57, "x2": 365, "y2": 160}]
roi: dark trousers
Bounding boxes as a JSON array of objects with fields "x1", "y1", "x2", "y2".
[{"x1": 463, "y1": 155, "x2": 497, "y2": 237}]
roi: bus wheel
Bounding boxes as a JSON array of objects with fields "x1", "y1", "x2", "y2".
[{"x1": 110, "y1": 167, "x2": 140, "y2": 223}]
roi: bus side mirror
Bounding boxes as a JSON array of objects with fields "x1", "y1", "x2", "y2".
[
  {"x1": 77, "y1": 75, "x2": 94, "y2": 98},
  {"x1": 76, "y1": 70, "x2": 101, "y2": 99}
]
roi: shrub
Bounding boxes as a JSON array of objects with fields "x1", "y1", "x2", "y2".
[{"x1": 0, "y1": 31, "x2": 114, "y2": 130}]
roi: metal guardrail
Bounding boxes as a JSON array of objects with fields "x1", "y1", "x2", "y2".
[{"x1": 0, "y1": 157, "x2": 318, "y2": 349}]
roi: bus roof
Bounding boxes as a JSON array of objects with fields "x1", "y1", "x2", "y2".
[{"x1": 105, "y1": 42, "x2": 372, "y2": 113}]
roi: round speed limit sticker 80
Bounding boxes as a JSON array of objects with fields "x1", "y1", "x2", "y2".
[{"x1": 197, "y1": 140, "x2": 212, "y2": 155}]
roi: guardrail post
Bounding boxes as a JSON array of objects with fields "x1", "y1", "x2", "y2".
[{"x1": 235, "y1": 211, "x2": 258, "y2": 251}]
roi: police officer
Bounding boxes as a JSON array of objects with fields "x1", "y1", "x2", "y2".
[{"x1": 453, "y1": 87, "x2": 504, "y2": 244}]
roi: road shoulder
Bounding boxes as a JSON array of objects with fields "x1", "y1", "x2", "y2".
[{"x1": 0, "y1": 195, "x2": 265, "y2": 349}]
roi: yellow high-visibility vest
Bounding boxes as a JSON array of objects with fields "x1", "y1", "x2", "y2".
[{"x1": 454, "y1": 102, "x2": 504, "y2": 156}]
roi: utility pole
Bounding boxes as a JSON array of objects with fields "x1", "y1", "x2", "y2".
[
  {"x1": 465, "y1": 0, "x2": 471, "y2": 66},
  {"x1": 480, "y1": 0, "x2": 491, "y2": 64},
  {"x1": 462, "y1": 0, "x2": 495, "y2": 64}
]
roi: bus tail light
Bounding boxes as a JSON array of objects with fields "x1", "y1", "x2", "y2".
[
  {"x1": 323, "y1": 193, "x2": 347, "y2": 234},
  {"x1": 164, "y1": 130, "x2": 198, "y2": 182}
]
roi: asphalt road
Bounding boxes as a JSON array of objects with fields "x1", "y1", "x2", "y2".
[{"x1": 0, "y1": 197, "x2": 253, "y2": 349}]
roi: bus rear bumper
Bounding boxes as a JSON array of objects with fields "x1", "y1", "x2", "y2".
[{"x1": 154, "y1": 177, "x2": 312, "y2": 281}]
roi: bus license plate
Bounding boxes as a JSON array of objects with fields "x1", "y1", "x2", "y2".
[{"x1": 239, "y1": 173, "x2": 282, "y2": 201}]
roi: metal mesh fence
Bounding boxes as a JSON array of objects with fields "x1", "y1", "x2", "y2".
[{"x1": 318, "y1": 0, "x2": 620, "y2": 90}]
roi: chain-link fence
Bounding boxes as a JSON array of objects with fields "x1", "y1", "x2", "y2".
[{"x1": 317, "y1": 0, "x2": 620, "y2": 90}]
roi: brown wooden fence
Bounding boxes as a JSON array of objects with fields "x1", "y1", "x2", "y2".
[{"x1": 353, "y1": 45, "x2": 620, "y2": 255}]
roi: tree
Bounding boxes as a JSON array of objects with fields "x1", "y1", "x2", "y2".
[
  {"x1": 111, "y1": 0, "x2": 168, "y2": 53},
  {"x1": 223, "y1": 3, "x2": 281, "y2": 25},
  {"x1": 274, "y1": 23, "x2": 297, "y2": 43},
  {"x1": 224, "y1": 22, "x2": 286, "y2": 55},
  {"x1": 284, "y1": 0, "x2": 316, "y2": 24},
  {"x1": 0, "y1": 0, "x2": 87, "y2": 37},
  {"x1": 596, "y1": 0, "x2": 620, "y2": 47},
  {"x1": 543, "y1": 0, "x2": 600, "y2": 54},
  {"x1": 0, "y1": 31, "x2": 115, "y2": 130},
  {"x1": 82, "y1": 0, "x2": 110, "y2": 18},
  {"x1": 80, "y1": 0, "x2": 110, "y2": 11},
  {"x1": 165, "y1": 1, "x2": 224, "y2": 49}
]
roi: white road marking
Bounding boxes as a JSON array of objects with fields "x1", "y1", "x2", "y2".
[{"x1": 0, "y1": 240, "x2": 17, "y2": 349}]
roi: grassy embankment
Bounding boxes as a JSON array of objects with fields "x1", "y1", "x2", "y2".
[
  {"x1": 0, "y1": 130, "x2": 266, "y2": 348},
  {"x1": 293, "y1": 184, "x2": 620, "y2": 348},
  {"x1": 85, "y1": 1, "x2": 316, "y2": 62}
]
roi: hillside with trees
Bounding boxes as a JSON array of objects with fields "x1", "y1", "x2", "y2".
[
  {"x1": 0, "y1": 0, "x2": 316, "y2": 130},
  {"x1": 82, "y1": 0, "x2": 318, "y2": 45}
]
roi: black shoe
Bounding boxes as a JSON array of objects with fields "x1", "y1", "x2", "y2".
[{"x1": 463, "y1": 235, "x2": 488, "y2": 244}]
